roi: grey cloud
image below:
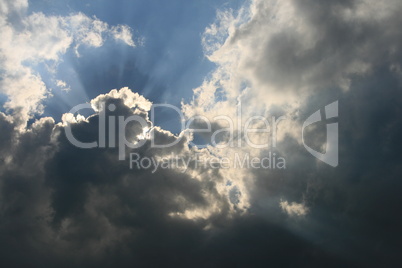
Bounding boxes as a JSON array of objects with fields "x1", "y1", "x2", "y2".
[
  {"x1": 0, "y1": 88, "x2": 358, "y2": 267},
  {"x1": 2, "y1": 0, "x2": 402, "y2": 267},
  {"x1": 226, "y1": 0, "x2": 402, "y2": 94}
]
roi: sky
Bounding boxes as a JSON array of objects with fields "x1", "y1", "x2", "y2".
[{"x1": 1, "y1": 0, "x2": 402, "y2": 267}]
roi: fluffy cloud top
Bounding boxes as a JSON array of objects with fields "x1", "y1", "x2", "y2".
[{"x1": 0, "y1": 0, "x2": 135, "y2": 128}]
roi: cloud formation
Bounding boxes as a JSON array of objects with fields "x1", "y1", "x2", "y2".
[
  {"x1": 1, "y1": 0, "x2": 402, "y2": 267},
  {"x1": 0, "y1": 0, "x2": 135, "y2": 127}
]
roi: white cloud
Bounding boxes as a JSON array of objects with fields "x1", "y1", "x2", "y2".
[
  {"x1": 56, "y1": 80, "x2": 71, "y2": 92},
  {"x1": 181, "y1": 0, "x2": 402, "y2": 216},
  {"x1": 111, "y1": 25, "x2": 136, "y2": 47},
  {"x1": 90, "y1": 87, "x2": 152, "y2": 112},
  {"x1": 280, "y1": 200, "x2": 309, "y2": 217},
  {"x1": 0, "y1": 1, "x2": 136, "y2": 129},
  {"x1": 182, "y1": 0, "x2": 402, "y2": 164}
]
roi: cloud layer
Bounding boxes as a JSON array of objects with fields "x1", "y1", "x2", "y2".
[
  {"x1": 0, "y1": 0, "x2": 135, "y2": 127},
  {"x1": 1, "y1": 0, "x2": 402, "y2": 267}
]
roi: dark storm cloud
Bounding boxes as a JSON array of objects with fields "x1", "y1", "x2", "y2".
[
  {"x1": 235, "y1": 0, "x2": 402, "y2": 265},
  {"x1": 0, "y1": 91, "x2": 228, "y2": 266},
  {"x1": 1, "y1": 0, "x2": 402, "y2": 267},
  {"x1": 249, "y1": 69, "x2": 402, "y2": 265},
  {"x1": 0, "y1": 89, "x2": 354, "y2": 267}
]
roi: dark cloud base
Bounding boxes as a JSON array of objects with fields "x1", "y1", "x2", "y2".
[{"x1": 0, "y1": 74, "x2": 402, "y2": 267}]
